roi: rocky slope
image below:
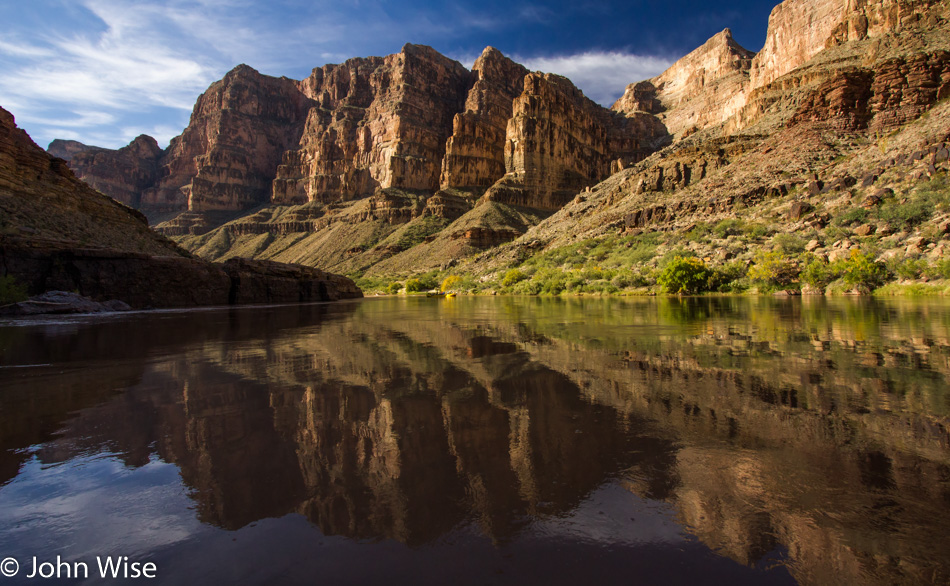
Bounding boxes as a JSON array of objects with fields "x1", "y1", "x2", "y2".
[
  {"x1": 1, "y1": 107, "x2": 361, "y2": 307},
  {"x1": 460, "y1": 0, "x2": 950, "y2": 294}
]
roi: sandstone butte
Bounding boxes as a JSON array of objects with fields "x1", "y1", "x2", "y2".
[
  {"x1": 25, "y1": 0, "x2": 950, "y2": 288},
  {"x1": 1, "y1": 106, "x2": 362, "y2": 308}
]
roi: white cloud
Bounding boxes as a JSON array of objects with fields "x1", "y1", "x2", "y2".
[
  {"x1": 518, "y1": 52, "x2": 672, "y2": 107},
  {"x1": 0, "y1": 0, "x2": 674, "y2": 149},
  {"x1": 16, "y1": 110, "x2": 116, "y2": 128}
]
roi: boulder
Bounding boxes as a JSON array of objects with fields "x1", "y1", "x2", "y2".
[{"x1": 0, "y1": 291, "x2": 131, "y2": 316}]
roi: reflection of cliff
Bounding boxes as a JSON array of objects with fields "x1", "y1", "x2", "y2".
[
  {"x1": 13, "y1": 297, "x2": 950, "y2": 585},
  {"x1": 28, "y1": 304, "x2": 673, "y2": 545}
]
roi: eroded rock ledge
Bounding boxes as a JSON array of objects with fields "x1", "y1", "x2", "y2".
[{"x1": 0, "y1": 237, "x2": 362, "y2": 309}]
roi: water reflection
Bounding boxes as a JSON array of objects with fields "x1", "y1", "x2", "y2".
[{"x1": 1, "y1": 296, "x2": 949, "y2": 585}]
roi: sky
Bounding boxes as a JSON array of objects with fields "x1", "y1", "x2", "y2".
[{"x1": 0, "y1": 0, "x2": 779, "y2": 150}]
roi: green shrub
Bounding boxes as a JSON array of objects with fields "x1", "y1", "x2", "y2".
[
  {"x1": 834, "y1": 249, "x2": 887, "y2": 290},
  {"x1": 833, "y1": 207, "x2": 870, "y2": 227},
  {"x1": 657, "y1": 256, "x2": 713, "y2": 294},
  {"x1": 611, "y1": 269, "x2": 651, "y2": 289},
  {"x1": 501, "y1": 269, "x2": 527, "y2": 287},
  {"x1": 513, "y1": 278, "x2": 542, "y2": 295},
  {"x1": 385, "y1": 282, "x2": 402, "y2": 295},
  {"x1": 744, "y1": 222, "x2": 771, "y2": 240},
  {"x1": 801, "y1": 256, "x2": 837, "y2": 289},
  {"x1": 0, "y1": 275, "x2": 28, "y2": 305},
  {"x1": 405, "y1": 278, "x2": 424, "y2": 293},
  {"x1": 709, "y1": 261, "x2": 749, "y2": 292},
  {"x1": 748, "y1": 250, "x2": 799, "y2": 290},
  {"x1": 772, "y1": 233, "x2": 807, "y2": 255},
  {"x1": 713, "y1": 219, "x2": 744, "y2": 238},
  {"x1": 416, "y1": 272, "x2": 441, "y2": 291},
  {"x1": 877, "y1": 199, "x2": 933, "y2": 230},
  {"x1": 892, "y1": 257, "x2": 927, "y2": 280},
  {"x1": 923, "y1": 258, "x2": 950, "y2": 280}
]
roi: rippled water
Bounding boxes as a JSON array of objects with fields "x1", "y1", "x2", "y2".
[{"x1": 0, "y1": 296, "x2": 948, "y2": 585}]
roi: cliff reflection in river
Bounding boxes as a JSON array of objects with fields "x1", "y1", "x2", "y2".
[{"x1": 1, "y1": 296, "x2": 948, "y2": 585}]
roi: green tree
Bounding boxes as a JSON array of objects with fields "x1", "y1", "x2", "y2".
[{"x1": 657, "y1": 256, "x2": 712, "y2": 294}]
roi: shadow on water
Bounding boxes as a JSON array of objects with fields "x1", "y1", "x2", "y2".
[{"x1": 1, "y1": 296, "x2": 949, "y2": 585}]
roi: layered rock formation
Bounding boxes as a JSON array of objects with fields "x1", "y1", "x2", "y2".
[
  {"x1": 485, "y1": 72, "x2": 668, "y2": 210},
  {"x1": 143, "y1": 64, "x2": 314, "y2": 214},
  {"x1": 55, "y1": 44, "x2": 668, "y2": 226},
  {"x1": 1, "y1": 106, "x2": 361, "y2": 308},
  {"x1": 47, "y1": 139, "x2": 97, "y2": 162},
  {"x1": 439, "y1": 47, "x2": 529, "y2": 195},
  {"x1": 749, "y1": 0, "x2": 942, "y2": 91},
  {"x1": 612, "y1": 29, "x2": 755, "y2": 137},
  {"x1": 272, "y1": 44, "x2": 472, "y2": 205},
  {"x1": 54, "y1": 135, "x2": 164, "y2": 208}
]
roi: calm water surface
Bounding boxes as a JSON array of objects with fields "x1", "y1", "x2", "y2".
[{"x1": 0, "y1": 296, "x2": 948, "y2": 585}]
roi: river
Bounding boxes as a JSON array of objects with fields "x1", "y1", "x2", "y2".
[{"x1": 1, "y1": 296, "x2": 948, "y2": 585}]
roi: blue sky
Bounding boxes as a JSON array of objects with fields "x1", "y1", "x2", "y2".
[{"x1": 0, "y1": 0, "x2": 777, "y2": 150}]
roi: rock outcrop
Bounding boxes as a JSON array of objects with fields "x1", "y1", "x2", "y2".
[
  {"x1": 439, "y1": 47, "x2": 529, "y2": 196},
  {"x1": 749, "y1": 0, "x2": 942, "y2": 92},
  {"x1": 46, "y1": 139, "x2": 98, "y2": 162},
  {"x1": 54, "y1": 134, "x2": 164, "y2": 209},
  {"x1": 1, "y1": 106, "x2": 362, "y2": 308},
  {"x1": 143, "y1": 65, "x2": 314, "y2": 214},
  {"x1": 484, "y1": 73, "x2": 668, "y2": 210},
  {"x1": 787, "y1": 50, "x2": 950, "y2": 130},
  {"x1": 272, "y1": 44, "x2": 472, "y2": 205},
  {"x1": 612, "y1": 29, "x2": 755, "y2": 137}
]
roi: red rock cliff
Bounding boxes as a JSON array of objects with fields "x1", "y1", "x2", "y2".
[
  {"x1": 613, "y1": 29, "x2": 755, "y2": 138},
  {"x1": 272, "y1": 44, "x2": 472, "y2": 205},
  {"x1": 53, "y1": 135, "x2": 164, "y2": 209},
  {"x1": 484, "y1": 73, "x2": 667, "y2": 210},
  {"x1": 143, "y1": 64, "x2": 314, "y2": 214},
  {"x1": 439, "y1": 46, "x2": 529, "y2": 196}
]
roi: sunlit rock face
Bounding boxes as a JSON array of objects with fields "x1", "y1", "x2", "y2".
[
  {"x1": 612, "y1": 29, "x2": 755, "y2": 138},
  {"x1": 273, "y1": 44, "x2": 473, "y2": 206},
  {"x1": 143, "y1": 64, "x2": 314, "y2": 214},
  {"x1": 439, "y1": 47, "x2": 529, "y2": 196},
  {"x1": 484, "y1": 72, "x2": 668, "y2": 211},
  {"x1": 614, "y1": 0, "x2": 948, "y2": 139},
  {"x1": 55, "y1": 44, "x2": 669, "y2": 219},
  {"x1": 749, "y1": 0, "x2": 941, "y2": 92}
]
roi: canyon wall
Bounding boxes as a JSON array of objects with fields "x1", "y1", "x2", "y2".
[
  {"x1": 485, "y1": 72, "x2": 668, "y2": 210},
  {"x1": 143, "y1": 64, "x2": 314, "y2": 214},
  {"x1": 55, "y1": 135, "x2": 164, "y2": 208},
  {"x1": 439, "y1": 46, "x2": 529, "y2": 195},
  {"x1": 53, "y1": 44, "x2": 668, "y2": 219},
  {"x1": 272, "y1": 44, "x2": 473, "y2": 205},
  {"x1": 750, "y1": 0, "x2": 942, "y2": 91},
  {"x1": 614, "y1": 0, "x2": 948, "y2": 139},
  {"x1": 612, "y1": 29, "x2": 755, "y2": 138}
]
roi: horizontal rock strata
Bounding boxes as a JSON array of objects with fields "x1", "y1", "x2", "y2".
[{"x1": 1, "y1": 106, "x2": 361, "y2": 308}]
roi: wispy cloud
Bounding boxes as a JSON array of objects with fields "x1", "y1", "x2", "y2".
[
  {"x1": 0, "y1": 0, "x2": 674, "y2": 149},
  {"x1": 518, "y1": 52, "x2": 671, "y2": 106}
]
